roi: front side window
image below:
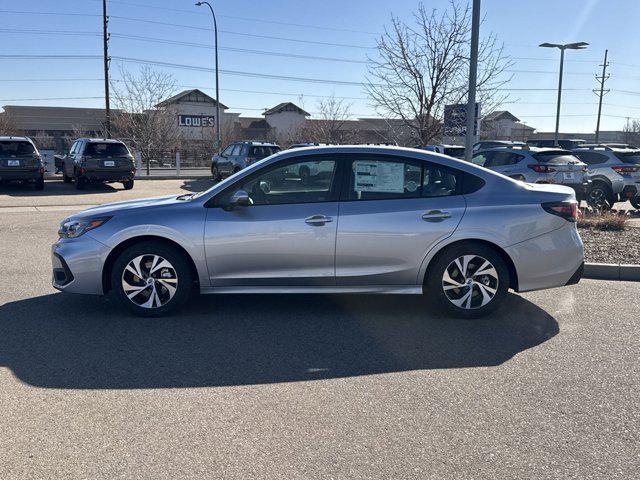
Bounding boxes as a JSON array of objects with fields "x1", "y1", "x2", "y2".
[
  {"x1": 220, "y1": 157, "x2": 338, "y2": 206},
  {"x1": 221, "y1": 145, "x2": 234, "y2": 157},
  {"x1": 346, "y1": 156, "x2": 458, "y2": 200},
  {"x1": 472, "y1": 153, "x2": 489, "y2": 166},
  {"x1": 230, "y1": 144, "x2": 242, "y2": 156}
]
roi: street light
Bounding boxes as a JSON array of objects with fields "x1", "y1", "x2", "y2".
[
  {"x1": 195, "y1": 1, "x2": 221, "y2": 154},
  {"x1": 539, "y1": 41, "x2": 589, "y2": 145}
]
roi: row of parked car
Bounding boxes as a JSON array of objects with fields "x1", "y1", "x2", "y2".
[
  {"x1": 0, "y1": 136, "x2": 136, "y2": 190},
  {"x1": 208, "y1": 140, "x2": 640, "y2": 210}
]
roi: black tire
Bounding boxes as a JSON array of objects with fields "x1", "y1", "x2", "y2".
[
  {"x1": 630, "y1": 197, "x2": 640, "y2": 210},
  {"x1": 34, "y1": 176, "x2": 45, "y2": 191},
  {"x1": 122, "y1": 179, "x2": 134, "y2": 190},
  {"x1": 110, "y1": 241, "x2": 193, "y2": 317},
  {"x1": 211, "y1": 164, "x2": 222, "y2": 182},
  {"x1": 75, "y1": 175, "x2": 86, "y2": 190},
  {"x1": 63, "y1": 172, "x2": 72, "y2": 183},
  {"x1": 424, "y1": 242, "x2": 510, "y2": 319},
  {"x1": 587, "y1": 182, "x2": 613, "y2": 211}
]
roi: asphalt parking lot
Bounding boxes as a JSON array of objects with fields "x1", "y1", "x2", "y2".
[{"x1": 1, "y1": 178, "x2": 638, "y2": 479}]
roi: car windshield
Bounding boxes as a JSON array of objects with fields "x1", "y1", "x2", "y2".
[
  {"x1": 84, "y1": 142, "x2": 129, "y2": 157},
  {"x1": 0, "y1": 141, "x2": 35, "y2": 156},
  {"x1": 614, "y1": 151, "x2": 640, "y2": 165},
  {"x1": 533, "y1": 151, "x2": 581, "y2": 164}
]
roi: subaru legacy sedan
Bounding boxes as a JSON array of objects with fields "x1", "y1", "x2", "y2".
[{"x1": 52, "y1": 146, "x2": 584, "y2": 319}]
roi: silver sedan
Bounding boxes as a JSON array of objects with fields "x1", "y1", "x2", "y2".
[{"x1": 52, "y1": 146, "x2": 584, "y2": 318}]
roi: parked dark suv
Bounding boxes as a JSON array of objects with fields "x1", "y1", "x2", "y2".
[
  {"x1": 61, "y1": 138, "x2": 136, "y2": 190},
  {"x1": 0, "y1": 136, "x2": 45, "y2": 190},
  {"x1": 211, "y1": 141, "x2": 281, "y2": 181}
]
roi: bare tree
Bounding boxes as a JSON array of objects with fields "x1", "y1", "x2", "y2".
[
  {"x1": 303, "y1": 94, "x2": 354, "y2": 144},
  {"x1": 623, "y1": 119, "x2": 640, "y2": 146},
  {"x1": 366, "y1": 1, "x2": 512, "y2": 145},
  {"x1": 111, "y1": 66, "x2": 179, "y2": 174},
  {"x1": 0, "y1": 111, "x2": 21, "y2": 136}
]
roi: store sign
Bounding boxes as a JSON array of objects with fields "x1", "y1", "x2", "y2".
[{"x1": 178, "y1": 115, "x2": 215, "y2": 127}]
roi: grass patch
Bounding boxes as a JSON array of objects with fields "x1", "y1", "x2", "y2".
[{"x1": 578, "y1": 212, "x2": 628, "y2": 231}]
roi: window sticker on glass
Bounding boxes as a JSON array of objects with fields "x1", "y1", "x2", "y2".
[{"x1": 354, "y1": 161, "x2": 405, "y2": 193}]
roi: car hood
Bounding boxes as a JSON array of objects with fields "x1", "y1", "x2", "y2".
[{"x1": 69, "y1": 194, "x2": 184, "y2": 220}]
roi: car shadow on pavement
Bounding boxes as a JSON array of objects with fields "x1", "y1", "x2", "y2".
[
  {"x1": 180, "y1": 177, "x2": 216, "y2": 193},
  {"x1": 0, "y1": 292, "x2": 558, "y2": 390},
  {"x1": 0, "y1": 178, "x2": 120, "y2": 197}
]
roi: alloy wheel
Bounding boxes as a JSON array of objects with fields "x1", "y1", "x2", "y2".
[
  {"x1": 442, "y1": 255, "x2": 499, "y2": 310},
  {"x1": 121, "y1": 254, "x2": 178, "y2": 309},
  {"x1": 588, "y1": 187, "x2": 609, "y2": 210}
]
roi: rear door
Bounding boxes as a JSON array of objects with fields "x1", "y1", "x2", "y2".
[{"x1": 335, "y1": 154, "x2": 466, "y2": 286}]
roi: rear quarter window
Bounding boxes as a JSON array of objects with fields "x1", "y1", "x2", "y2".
[
  {"x1": 0, "y1": 141, "x2": 35, "y2": 156},
  {"x1": 614, "y1": 151, "x2": 640, "y2": 165}
]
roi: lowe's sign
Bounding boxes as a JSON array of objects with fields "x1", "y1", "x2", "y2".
[{"x1": 178, "y1": 115, "x2": 215, "y2": 127}]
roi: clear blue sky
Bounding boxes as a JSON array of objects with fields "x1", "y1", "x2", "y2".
[{"x1": 1, "y1": 0, "x2": 639, "y2": 133}]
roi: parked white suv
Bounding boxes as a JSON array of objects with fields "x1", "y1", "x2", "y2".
[{"x1": 572, "y1": 146, "x2": 640, "y2": 209}]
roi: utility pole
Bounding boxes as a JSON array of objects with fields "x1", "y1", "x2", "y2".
[
  {"x1": 464, "y1": 0, "x2": 480, "y2": 162},
  {"x1": 102, "y1": 0, "x2": 111, "y2": 138},
  {"x1": 594, "y1": 49, "x2": 609, "y2": 145}
]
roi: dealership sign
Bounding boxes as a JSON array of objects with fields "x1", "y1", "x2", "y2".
[
  {"x1": 443, "y1": 103, "x2": 480, "y2": 137},
  {"x1": 178, "y1": 115, "x2": 215, "y2": 127}
]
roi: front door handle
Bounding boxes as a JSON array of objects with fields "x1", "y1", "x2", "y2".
[
  {"x1": 305, "y1": 215, "x2": 333, "y2": 226},
  {"x1": 421, "y1": 210, "x2": 452, "y2": 222}
]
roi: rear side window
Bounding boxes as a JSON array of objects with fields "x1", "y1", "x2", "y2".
[
  {"x1": 346, "y1": 156, "x2": 460, "y2": 200},
  {"x1": 573, "y1": 151, "x2": 608, "y2": 165},
  {"x1": 444, "y1": 147, "x2": 465, "y2": 157},
  {"x1": 84, "y1": 142, "x2": 129, "y2": 157},
  {"x1": 485, "y1": 152, "x2": 522, "y2": 167},
  {"x1": 614, "y1": 151, "x2": 640, "y2": 165},
  {"x1": 533, "y1": 151, "x2": 581, "y2": 164},
  {"x1": 0, "y1": 141, "x2": 35, "y2": 156}
]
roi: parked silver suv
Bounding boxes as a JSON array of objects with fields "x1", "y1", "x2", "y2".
[
  {"x1": 572, "y1": 145, "x2": 640, "y2": 209},
  {"x1": 472, "y1": 146, "x2": 589, "y2": 201}
]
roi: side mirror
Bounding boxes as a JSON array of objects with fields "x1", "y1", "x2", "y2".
[{"x1": 226, "y1": 190, "x2": 253, "y2": 210}]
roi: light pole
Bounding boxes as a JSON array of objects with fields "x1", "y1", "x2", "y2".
[
  {"x1": 464, "y1": 0, "x2": 480, "y2": 162},
  {"x1": 195, "y1": 1, "x2": 221, "y2": 154},
  {"x1": 539, "y1": 41, "x2": 588, "y2": 145}
]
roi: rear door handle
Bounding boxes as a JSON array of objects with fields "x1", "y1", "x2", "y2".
[
  {"x1": 421, "y1": 210, "x2": 451, "y2": 222},
  {"x1": 305, "y1": 215, "x2": 333, "y2": 226}
]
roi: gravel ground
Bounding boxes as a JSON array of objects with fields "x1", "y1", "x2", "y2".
[{"x1": 580, "y1": 227, "x2": 640, "y2": 264}]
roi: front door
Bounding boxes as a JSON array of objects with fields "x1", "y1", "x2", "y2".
[
  {"x1": 204, "y1": 155, "x2": 341, "y2": 286},
  {"x1": 336, "y1": 154, "x2": 466, "y2": 286}
]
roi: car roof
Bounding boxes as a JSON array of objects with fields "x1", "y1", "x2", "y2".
[
  {"x1": 0, "y1": 136, "x2": 32, "y2": 142},
  {"x1": 476, "y1": 146, "x2": 571, "y2": 154},
  {"x1": 76, "y1": 138, "x2": 126, "y2": 144}
]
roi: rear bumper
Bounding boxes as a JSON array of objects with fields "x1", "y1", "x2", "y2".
[
  {"x1": 506, "y1": 223, "x2": 584, "y2": 292},
  {"x1": 81, "y1": 170, "x2": 134, "y2": 182},
  {"x1": 0, "y1": 168, "x2": 42, "y2": 181}
]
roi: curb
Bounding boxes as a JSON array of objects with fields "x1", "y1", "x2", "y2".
[{"x1": 583, "y1": 263, "x2": 640, "y2": 281}]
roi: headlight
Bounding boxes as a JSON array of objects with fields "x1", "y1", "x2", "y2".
[{"x1": 58, "y1": 216, "x2": 111, "y2": 239}]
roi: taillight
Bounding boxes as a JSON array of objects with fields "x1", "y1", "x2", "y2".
[
  {"x1": 528, "y1": 164, "x2": 556, "y2": 173},
  {"x1": 80, "y1": 167, "x2": 87, "y2": 175},
  {"x1": 611, "y1": 165, "x2": 640, "y2": 174},
  {"x1": 39, "y1": 166, "x2": 45, "y2": 174},
  {"x1": 542, "y1": 202, "x2": 577, "y2": 222}
]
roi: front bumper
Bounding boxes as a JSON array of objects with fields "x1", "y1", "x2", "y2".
[
  {"x1": 506, "y1": 222, "x2": 584, "y2": 292},
  {"x1": 0, "y1": 168, "x2": 42, "y2": 181},
  {"x1": 52, "y1": 234, "x2": 110, "y2": 295}
]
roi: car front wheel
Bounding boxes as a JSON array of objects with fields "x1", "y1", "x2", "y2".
[
  {"x1": 630, "y1": 197, "x2": 640, "y2": 210},
  {"x1": 425, "y1": 243, "x2": 509, "y2": 319},
  {"x1": 122, "y1": 179, "x2": 134, "y2": 190},
  {"x1": 111, "y1": 241, "x2": 192, "y2": 317}
]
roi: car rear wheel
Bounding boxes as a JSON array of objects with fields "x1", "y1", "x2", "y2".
[
  {"x1": 425, "y1": 243, "x2": 509, "y2": 319},
  {"x1": 111, "y1": 241, "x2": 192, "y2": 317},
  {"x1": 63, "y1": 172, "x2": 72, "y2": 183},
  {"x1": 122, "y1": 179, "x2": 134, "y2": 190},
  {"x1": 587, "y1": 183, "x2": 613, "y2": 211},
  {"x1": 75, "y1": 175, "x2": 86, "y2": 190},
  {"x1": 34, "y1": 175, "x2": 45, "y2": 190}
]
